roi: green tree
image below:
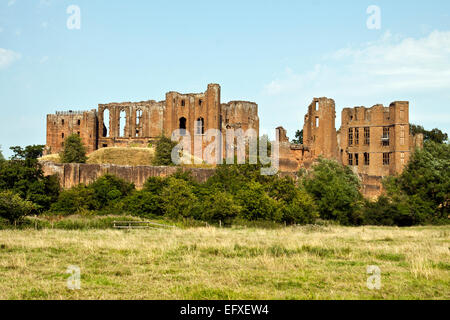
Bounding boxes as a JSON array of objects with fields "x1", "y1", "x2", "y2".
[
  {"x1": 303, "y1": 158, "x2": 363, "y2": 225},
  {"x1": 235, "y1": 181, "x2": 280, "y2": 221},
  {"x1": 0, "y1": 145, "x2": 60, "y2": 213},
  {"x1": 161, "y1": 178, "x2": 198, "y2": 219},
  {"x1": 59, "y1": 134, "x2": 87, "y2": 163},
  {"x1": 410, "y1": 124, "x2": 448, "y2": 144},
  {"x1": 0, "y1": 190, "x2": 35, "y2": 224},
  {"x1": 292, "y1": 130, "x2": 303, "y2": 144},
  {"x1": 389, "y1": 141, "x2": 449, "y2": 220},
  {"x1": 153, "y1": 136, "x2": 178, "y2": 166}
]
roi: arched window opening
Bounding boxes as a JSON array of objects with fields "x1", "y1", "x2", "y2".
[
  {"x1": 119, "y1": 110, "x2": 127, "y2": 137},
  {"x1": 196, "y1": 117, "x2": 204, "y2": 135},
  {"x1": 102, "y1": 109, "x2": 110, "y2": 137},
  {"x1": 136, "y1": 109, "x2": 142, "y2": 126},
  {"x1": 179, "y1": 117, "x2": 187, "y2": 136}
]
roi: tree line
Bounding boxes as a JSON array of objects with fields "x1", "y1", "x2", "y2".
[{"x1": 0, "y1": 130, "x2": 448, "y2": 227}]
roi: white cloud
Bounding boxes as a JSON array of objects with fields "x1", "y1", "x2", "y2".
[
  {"x1": 265, "y1": 30, "x2": 450, "y2": 97},
  {"x1": 0, "y1": 48, "x2": 21, "y2": 69},
  {"x1": 261, "y1": 30, "x2": 450, "y2": 137},
  {"x1": 7, "y1": 0, "x2": 16, "y2": 7}
]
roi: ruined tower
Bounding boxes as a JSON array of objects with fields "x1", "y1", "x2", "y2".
[{"x1": 303, "y1": 97, "x2": 338, "y2": 160}]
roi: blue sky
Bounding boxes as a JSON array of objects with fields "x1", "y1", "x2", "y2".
[{"x1": 1, "y1": 0, "x2": 449, "y2": 157}]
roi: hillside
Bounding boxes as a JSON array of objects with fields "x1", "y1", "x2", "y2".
[{"x1": 39, "y1": 147, "x2": 155, "y2": 166}]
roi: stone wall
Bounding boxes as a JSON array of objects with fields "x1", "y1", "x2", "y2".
[{"x1": 41, "y1": 162, "x2": 216, "y2": 190}]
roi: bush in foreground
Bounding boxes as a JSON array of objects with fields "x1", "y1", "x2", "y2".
[{"x1": 0, "y1": 190, "x2": 35, "y2": 224}]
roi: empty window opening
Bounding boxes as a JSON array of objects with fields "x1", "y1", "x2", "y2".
[
  {"x1": 179, "y1": 117, "x2": 187, "y2": 135},
  {"x1": 181, "y1": 100, "x2": 185, "y2": 107},
  {"x1": 315, "y1": 117, "x2": 319, "y2": 128},
  {"x1": 102, "y1": 144, "x2": 108, "y2": 148},
  {"x1": 314, "y1": 101, "x2": 318, "y2": 111},
  {"x1": 196, "y1": 117, "x2": 205, "y2": 135},
  {"x1": 199, "y1": 99, "x2": 202, "y2": 107},
  {"x1": 77, "y1": 131, "x2": 80, "y2": 136},
  {"x1": 400, "y1": 125, "x2": 406, "y2": 145},
  {"x1": 136, "y1": 109, "x2": 143, "y2": 137},
  {"x1": 62, "y1": 119, "x2": 65, "y2": 125},
  {"x1": 382, "y1": 127, "x2": 390, "y2": 146},
  {"x1": 136, "y1": 109, "x2": 143, "y2": 125},
  {"x1": 62, "y1": 132, "x2": 65, "y2": 139},
  {"x1": 364, "y1": 153, "x2": 370, "y2": 166},
  {"x1": 77, "y1": 119, "x2": 81, "y2": 126},
  {"x1": 348, "y1": 128, "x2": 354, "y2": 146},
  {"x1": 119, "y1": 110, "x2": 127, "y2": 137},
  {"x1": 383, "y1": 153, "x2": 391, "y2": 166},
  {"x1": 364, "y1": 127, "x2": 370, "y2": 145},
  {"x1": 348, "y1": 153, "x2": 353, "y2": 166},
  {"x1": 355, "y1": 153, "x2": 359, "y2": 166},
  {"x1": 102, "y1": 109, "x2": 110, "y2": 138}
]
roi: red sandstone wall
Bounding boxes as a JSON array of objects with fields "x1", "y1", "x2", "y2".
[{"x1": 41, "y1": 162, "x2": 216, "y2": 189}]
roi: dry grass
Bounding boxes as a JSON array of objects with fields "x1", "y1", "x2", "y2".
[
  {"x1": 86, "y1": 147, "x2": 155, "y2": 166},
  {"x1": 0, "y1": 225, "x2": 448, "y2": 300},
  {"x1": 39, "y1": 154, "x2": 61, "y2": 163},
  {"x1": 39, "y1": 147, "x2": 213, "y2": 168}
]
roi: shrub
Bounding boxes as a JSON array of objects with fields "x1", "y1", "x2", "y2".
[
  {"x1": 278, "y1": 189, "x2": 319, "y2": 225},
  {"x1": 200, "y1": 191, "x2": 241, "y2": 224},
  {"x1": 0, "y1": 190, "x2": 35, "y2": 224},
  {"x1": 143, "y1": 176, "x2": 168, "y2": 194},
  {"x1": 50, "y1": 185, "x2": 97, "y2": 215},
  {"x1": 121, "y1": 190, "x2": 163, "y2": 218},
  {"x1": 235, "y1": 181, "x2": 280, "y2": 221},
  {"x1": 161, "y1": 178, "x2": 198, "y2": 219},
  {"x1": 90, "y1": 175, "x2": 135, "y2": 210},
  {"x1": 59, "y1": 134, "x2": 87, "y2": 163},
  {"x1": 267, "y1": 177, "x2": 298, "y2": 203}
]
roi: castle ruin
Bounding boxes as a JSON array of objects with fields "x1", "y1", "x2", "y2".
[{"x1": 46, "y1": 84, "x2": 423, "y2": 197}]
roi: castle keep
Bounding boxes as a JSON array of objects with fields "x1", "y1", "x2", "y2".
[{"x1": 46, "y1": 84, "x2": 259, "y2": 155}]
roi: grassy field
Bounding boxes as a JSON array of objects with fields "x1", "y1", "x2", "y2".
[{"x1": 0, "y1": 225, "x2": 448, "y2": 300}]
